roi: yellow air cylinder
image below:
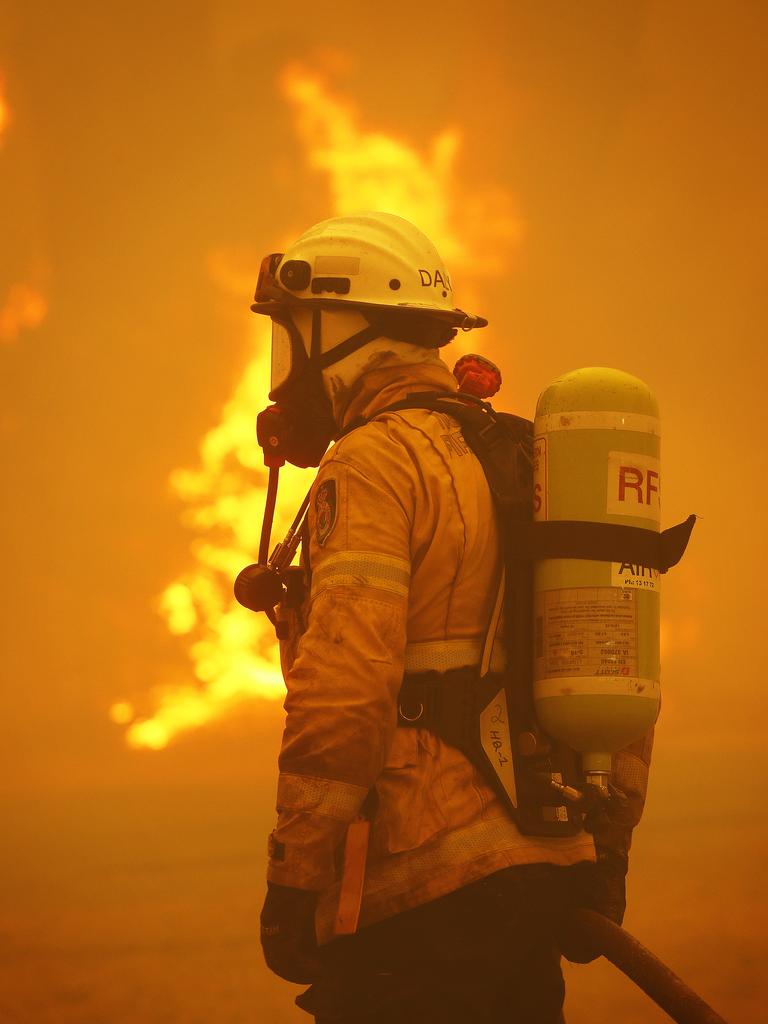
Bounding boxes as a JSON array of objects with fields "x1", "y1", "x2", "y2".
[{"x1": 533, "y1": 367, "x2": 661, "y2": 791}]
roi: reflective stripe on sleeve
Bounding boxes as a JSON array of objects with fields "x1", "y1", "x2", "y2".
[
  {"x1": 311, "y1": 551, "x2": 410, "y2": 600},
  {"x1": 277, "y1": 773, "x2": 368, "y2": 821}
]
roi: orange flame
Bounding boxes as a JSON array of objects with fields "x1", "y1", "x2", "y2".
[{"x1": 114, "y1": 66, "x2": 520, "y2": 749}]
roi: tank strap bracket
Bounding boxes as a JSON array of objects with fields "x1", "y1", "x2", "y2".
[{"x1": 508, "y1": 515, "x2": 696, "y2": 573}]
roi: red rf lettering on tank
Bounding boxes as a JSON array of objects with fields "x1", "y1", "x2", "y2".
[
  {"x1": 618, "y1": 466, "x2": 644, "y2": 504},
  {"x1": 618, "y1": 465, "x2": 660, "y2": 506},
  {"x1": 645, "y1": 469, "x2": 659, "y2": 506}
]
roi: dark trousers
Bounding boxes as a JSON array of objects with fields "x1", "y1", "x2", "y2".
[{"x1": 297, "y1": 865, "x2": 570, "y2": 1024}]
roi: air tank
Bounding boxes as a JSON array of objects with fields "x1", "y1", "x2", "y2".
[{"x1": 533, "y1": 367, "x2": 661, "y2": 791}]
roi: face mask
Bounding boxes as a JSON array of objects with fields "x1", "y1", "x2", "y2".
[
  {"x1": 270, "y1": 320, "x2": 296, "y2": 394},
  {"x1": 261, "y1": 310, "x2": 337, "y2": 468}
]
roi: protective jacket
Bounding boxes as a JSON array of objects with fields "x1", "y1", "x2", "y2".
[{"x1": 267, "y1": 359, "x2": 652, "y2": 946}]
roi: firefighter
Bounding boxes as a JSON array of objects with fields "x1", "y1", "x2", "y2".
[{"x1": 253, "y1": 212, "x2": 650, "y2": 1022}]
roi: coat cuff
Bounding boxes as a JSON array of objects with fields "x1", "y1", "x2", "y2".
[{"x1": 266, "y1": 774, "x2": 369, "y2": 890}]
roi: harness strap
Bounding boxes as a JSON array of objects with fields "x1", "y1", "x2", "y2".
[{"x1": 481, "y1": 569, "x2": 506, "y2": 677}]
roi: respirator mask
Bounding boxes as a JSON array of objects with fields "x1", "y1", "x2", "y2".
[{"x1": 260, "y1": 309, "x2": 338, "y2": 470}]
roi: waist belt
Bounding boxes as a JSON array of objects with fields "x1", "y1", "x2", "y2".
[{"x1": 397, "y1": 667, "x2": 500, "y2": 751}]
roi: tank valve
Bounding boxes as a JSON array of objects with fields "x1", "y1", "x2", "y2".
[{"x1": 585, "y1": 771, "x2": 611, "y2": 798}]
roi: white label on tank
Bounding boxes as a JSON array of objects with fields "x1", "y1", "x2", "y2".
[
  {"x1": 611, "y1": 562, "x2": 660, "y2": 592},
  {"x1": 607, "y1": 451, "x2": 660, "y2": 523},
  {"x1": 535, "y1": 587, "x2": 638, "y2": 680},
  {"x1": 533, "y1": 436, "x2": 547, "y2": 521}
]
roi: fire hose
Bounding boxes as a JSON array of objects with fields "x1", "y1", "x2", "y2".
[{"x1": 562, "y1": 910, "x2": 729, "y2": 1024}]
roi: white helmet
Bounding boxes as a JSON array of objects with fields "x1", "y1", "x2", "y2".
[
  {"x1": 251, "y1": 212, "x2": 487, "y2": 400},
  {"x1": 252, "y1": 211, "x2": 486, "y2": 327}
]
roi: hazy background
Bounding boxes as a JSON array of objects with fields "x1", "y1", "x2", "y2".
[{"x1": 1, "y1": 1, "x2": 766, "y2": 1021}]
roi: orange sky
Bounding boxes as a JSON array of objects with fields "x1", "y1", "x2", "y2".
[{"x1": 1, "y1": 3, "x2": 766, "y2": 1021}]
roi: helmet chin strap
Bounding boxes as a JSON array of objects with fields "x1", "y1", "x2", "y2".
[
  {"x1": 313, "y1": 311, "x2": 384, "y2": 371},
  {"x1": 312, "y1": 308, "x2": 456, "y2": 372}
]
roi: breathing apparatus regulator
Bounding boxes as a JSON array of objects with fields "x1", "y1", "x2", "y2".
[{"x1": 234, "y1": 212, "x2": 696, "y2": 839}]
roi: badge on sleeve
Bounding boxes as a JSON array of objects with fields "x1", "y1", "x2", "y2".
[{"x1": 315, "y1": 479, "x2": 337, "y2": 547}]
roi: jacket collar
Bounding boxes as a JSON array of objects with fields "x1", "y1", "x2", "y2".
[{"x1": 339, "y1": 360, "x2": 459, "y2": 430}]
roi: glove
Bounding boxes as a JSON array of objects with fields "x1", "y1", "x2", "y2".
[
  {"x1": 578, "y1": 786, "x2": 632, "y2": 928},
  {"x1": 587, "y1": 847, "x2": 628, "y2": 926},
  {"x1": 573, "y1": 843, "x2": 630, "y2": 925},
  {"x1": 260, "y1": 882, "x2": 322, "y2": 983},
  {"x1": 558, "y1": 848, "x2": 629, "y2": 963}
]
